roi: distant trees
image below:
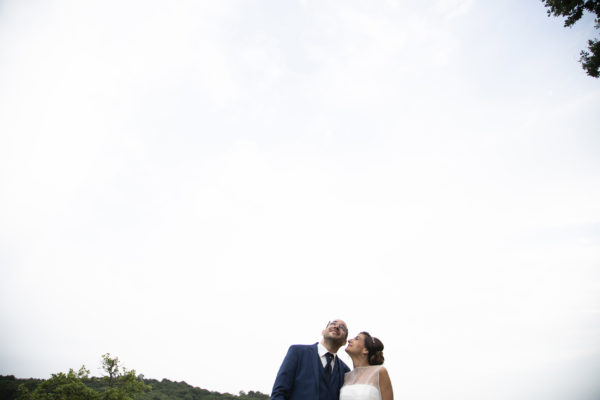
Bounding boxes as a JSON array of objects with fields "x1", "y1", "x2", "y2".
[
  {"x1": 0, "y1": 376, "x2": 40, "y2": 400},
  {"x1": 139, "y1": 379, "x2": 270, "y2": 400},
  {"x1": 99, "y1": 353, "x2": 151, "y2": 400},
  {"x1": 541, "y1": 0, "x2": 600, "y2": 77},
  {"x1": 3, "y1": 354, "x2": 269, "y2": 400},
  {"x1": 17, "y1": 366, "x2": 98, "y2": 400},
  {"x1": 16, "y1": 355, "x2": 150, "y2": 400}
]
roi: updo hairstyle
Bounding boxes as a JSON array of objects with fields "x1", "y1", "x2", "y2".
[{"x1": 360, "y1": 331, "x2": 384, "y2": 365}]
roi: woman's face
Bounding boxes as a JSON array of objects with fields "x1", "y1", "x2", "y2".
[{"x1": 345, "y1": 333, "x2": 368, "y2": 356}]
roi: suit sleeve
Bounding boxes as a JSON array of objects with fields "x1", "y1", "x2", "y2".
[{"x1": 271, "y1": 346, "x2": 298, "y2": 400}]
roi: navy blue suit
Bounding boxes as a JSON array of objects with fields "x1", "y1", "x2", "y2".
[{"x1": 271, "y1": 343, "x2": 350, "y2": 400}]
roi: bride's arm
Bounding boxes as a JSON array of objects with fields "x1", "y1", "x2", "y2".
[{"x1": 379, "y1": 367, "x2": 393, "y2": 400}]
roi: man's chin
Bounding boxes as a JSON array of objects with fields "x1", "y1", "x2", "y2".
[{"x1": 331, "y1": 338, "x2": 346, "y2": 347}]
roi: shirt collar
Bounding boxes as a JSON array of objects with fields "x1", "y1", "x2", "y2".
[{"x1": 318, "y1": 342, "x2": 337, "y2": 359}]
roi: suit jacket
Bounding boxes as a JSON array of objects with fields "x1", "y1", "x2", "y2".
[{"x1": 271, "y1": 343, "x2": 350, "y2": 400}]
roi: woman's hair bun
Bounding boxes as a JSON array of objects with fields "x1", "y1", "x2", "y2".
[
  {"x1": 369, "y1": 349, "x2": 384, "y2": 365},
  {"x1": 360, "y1": 332, "x2": 385, "y2": 365}
]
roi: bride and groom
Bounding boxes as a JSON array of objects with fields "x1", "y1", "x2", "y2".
[{"x1": 271, "y1": 319, "x2": 393, "y2": 400}]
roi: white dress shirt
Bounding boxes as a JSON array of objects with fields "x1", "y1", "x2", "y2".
[{"x1": 317, "y1": 342, "x2": 337, "y2": 368}]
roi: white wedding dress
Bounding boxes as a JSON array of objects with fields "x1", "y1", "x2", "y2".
[{"x1": 339, "y1": 365, "x2": 383, "y2": 400}]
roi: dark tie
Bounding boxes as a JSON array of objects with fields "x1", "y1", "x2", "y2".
[{"x1": 324, "y1": 352, "x2": 333, "y2": 376}]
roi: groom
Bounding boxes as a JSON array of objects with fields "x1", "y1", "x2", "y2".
[{"x1": 271, "y1": 319, "x2": 350, "y2": 400}]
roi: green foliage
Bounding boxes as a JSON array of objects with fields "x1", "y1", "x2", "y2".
[
  {"x1": 98, "y1": 354, "x2": 151, "y2": 400},
  {"x1": 20, "y1": 366, "x2": 98, "y2": 400},
  {"x1": 135, "y1": 378, "x2": 269, "y2": 400},
  {"x1": 580, "y1": 38, "x2": 600, "y2": 77},
  {"x1": 0, "y1": 375, "x2": 41, "y2": 400},
  {"x1": 1, "y1": 354, "x2": 269, "y2": 400},
  {"x1": 542, "y1": 0, "x2": 600, "y2": 77}
]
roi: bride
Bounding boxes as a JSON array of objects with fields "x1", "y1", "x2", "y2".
[{"x1": 340, "y1": 331, "x2": 393, "y2": 400}]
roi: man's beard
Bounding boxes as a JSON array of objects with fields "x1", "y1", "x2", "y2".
[{"x1": 324, "y1": 335, "x2": 346, "y2": 348}]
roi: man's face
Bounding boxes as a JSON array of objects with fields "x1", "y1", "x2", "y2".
[{"x1": 322, "y1": 319, "x2": 348, "y2": 342}]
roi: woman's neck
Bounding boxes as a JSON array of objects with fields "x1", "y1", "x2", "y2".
[{"x1": 350, "y1": 356, "x2": 370, "y2": 368}]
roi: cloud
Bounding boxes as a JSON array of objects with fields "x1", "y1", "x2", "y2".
[
  {"x1": 434, "y1": 0, "x2": 476, "y2": 19},
  {"x1": 1, "y1": 1, "x2": 599, "y2": 398}
]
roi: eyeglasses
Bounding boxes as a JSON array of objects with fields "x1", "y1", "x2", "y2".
[{"x1": 327, "y1": 321, "x2": 348, "y2": 332}]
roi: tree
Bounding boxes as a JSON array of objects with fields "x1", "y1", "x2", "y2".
[
  {"x1": 18, "y1": 366, "x2": 99, "y2": 400},
  {"x1": 542, "y1": 0, "x2": 600, "y2": 77},
  {"x1": 100, "y1": 353, "x2": 151, "y2": 400},
  {"x1": 15, "y1": 355, "x2": 150, "y2": 400}
]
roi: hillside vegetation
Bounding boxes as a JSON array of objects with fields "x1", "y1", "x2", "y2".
[{"x1": 0, "y1": 354, "x2": 269, "y2": 400}]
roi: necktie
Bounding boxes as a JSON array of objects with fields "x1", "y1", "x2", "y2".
[{"x1": 325, "y1": 352, "x2": 333, "y2": 376}]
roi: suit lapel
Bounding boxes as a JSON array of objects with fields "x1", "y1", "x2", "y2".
[{"x1": 311, "y1": 344, "x2": 321, "y2": 395}]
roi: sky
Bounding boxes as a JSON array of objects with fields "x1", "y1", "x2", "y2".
[{"x1": 1, "y1": 0, "x2": 599, "y2": 399}]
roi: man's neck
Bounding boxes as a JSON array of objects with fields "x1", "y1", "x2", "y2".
[{"x1": 320, "y1": 339, "x2": 342, "y2": 354}]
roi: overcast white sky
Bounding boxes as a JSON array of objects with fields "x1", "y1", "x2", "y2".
[{"x1": 1, "y1": 1, "x2": 599, "y2": 399}]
